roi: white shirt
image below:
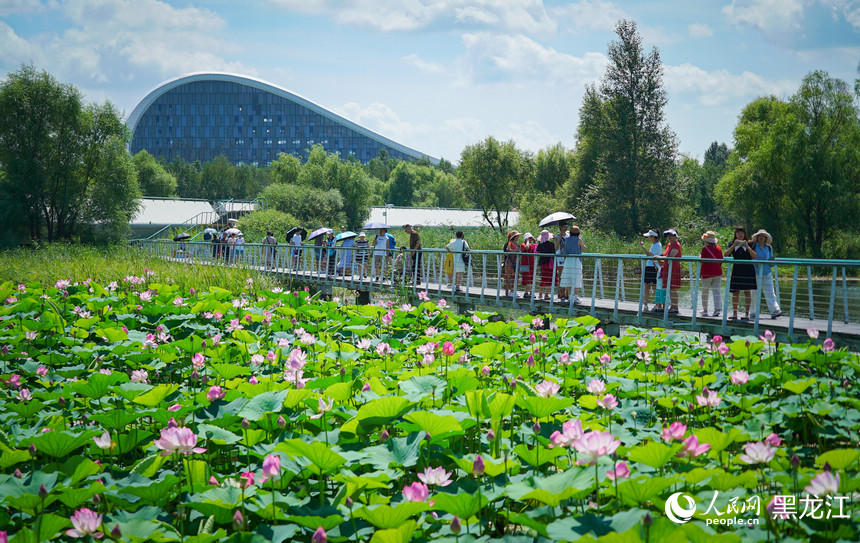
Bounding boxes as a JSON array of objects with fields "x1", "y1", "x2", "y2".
[
  {"x1": 291, "y1": 233, "x2": 302, "y2": 246},
  {"x1": 374, "y1": 235, "x2": 388, "y2": 250},
  {"x1": 647, "y1": 242, "x2": 662, "y2": 268}
]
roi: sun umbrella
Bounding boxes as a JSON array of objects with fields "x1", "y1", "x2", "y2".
[
  {"x1": 335, "y1": 231, "x2": 358, "y2": 241},
  {"x1": 538, "y1": 211, "x2": 577, "y2": 228},
  {"x1": 224, "y1": 227, "x2": 241, "y2": 235},
  {"x1": 203, "y1": 228, "x2": 218, "y2": 234},
  {"x1": 286, "y1": 227, "x2": 307, "y2": 240},
  {"x1": 362, "y1": 222, "x2": 390, "y2": 230},
  {"x1": 173, "y1": 232, "x2": 191, "y2": 241},
  {"x1": 307, "y1": 227, "x2": 333, "y2": 241}
]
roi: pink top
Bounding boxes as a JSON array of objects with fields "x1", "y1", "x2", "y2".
[{"x1": 700, "y1": 244, "x2": 723, "y2": 278}]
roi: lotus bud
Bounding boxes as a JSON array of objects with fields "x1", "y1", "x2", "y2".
[
  {"x1": 277, "y1": 415, "x2": 286, "y2": 429},
  {"x1": 58, "y1": 397, "x2": 66, "y2": 408},
  {"x1": 345, "y1": 496, "x2": 354, "y2": 508},
  {"x1": 380, "y1": 429, "x2": 389, "y2": 442},
  {"x1": 340, "y1": 367, "x2": 346, "y2": 377},
  {"x1": 93, "y1": 493, "x2": 101, "y2": 504},
  {"x1": 190, "y1": 369, "x2": 199, "y2": 381},
  {"x1": 451, "y1": 516, "x2": 462, "y2": 534},
  {"x1": 790, "y1": 454, "x2": 800, "y2": 469},
  {"x1": 699, "y1": 358, "x2": 705, "y2": 368},
  {"x1": 209, "y1": 476, "x2": 219, "y2": 485},
  {"x1": 311, "y1": 527, "x2": 327, "y2": 543},
  {"x1": 29, "y1": 443, "x2": 37, "y2": 455},
  {"x1": 824, "y1": 462, "x2": 832, "y2": 472},
  {"x1": 201, "y1": 375, "x2": 209, "y2": 384},
  {"x1": 532, "y1": 421, "x2": 541, "y2": 434},
  {"x1": 38, "y1": 484, "x2": 48, "y2": 498},
  {"x1": 233, "y1": 510, "x2": 244, "y2": 531},
  {"x1": 14, "y1": 469, "x2": 23, "y2": 478},
  {"x1": 745, "y1": 340, "x2": 750, "y2": 347},
  {"x1": 487, "y1": 429, "x2": 495, "y2": 441},
  {"x1": 1, "y1": 345, "x2": 7, "y2": 355},
  {"x1": 167, "y1": 417, "x2": 178, "y2": 429},
  {"x1": 643, "y1": 513, "x2": 652, "y2": 527},
  {"x1": 111, "y1": 524, "x2": 122, "y2": 539},
  {"x1": 472, "y1": 455, "x2": 485, "y2": 477},
  {"x1": 241, "y1": 418, "x2": 250, "y2": 429}
]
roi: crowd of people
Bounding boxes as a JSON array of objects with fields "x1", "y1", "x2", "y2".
[{"x1": 198, "y1": 218, "x2": 785, "y2": 319}]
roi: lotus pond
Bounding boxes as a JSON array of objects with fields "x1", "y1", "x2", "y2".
[{"x1": 0, "y1": 274, "x2": 859, "y2": 543}]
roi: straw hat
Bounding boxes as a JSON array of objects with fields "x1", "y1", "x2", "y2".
[
  {"x1": 570, "y1": 225, "x2": 581, "y2": 235},
  {"x1": 752, "y1": 229, "x2": 772, "y2": 244},
  {"x1": 701, "y1": 230, "x2": 717, "y2": 244},
  {"x1": 507, "y1": 230, "x2": 521, "y2": 240}
]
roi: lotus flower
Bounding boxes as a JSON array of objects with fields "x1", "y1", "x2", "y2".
[
  {"x1": 764, "y1": 433, "x2": 782, "y2": 447},
  {"x1": 300, "y1": 332, "x2": 316, "y2": 345},
  {"x1": 418, "y1": 466, "x2": 453, "y2": 487},
  {"x1": 376, "y1": 342, "x2": 392, "y2": 356},
  {"x1": 823, "y1": 338, "x2": 835, "y2": 352},
  {"x1": 739, "y1": 441, "x2": 776, "y2": 465},
  {"x1": 696, "y1": 388, "x2": 721, "y2": 408},
  {"x1": 767, "y1": 495, "x2": 792, "y2": 520},
  {"x1": 312, "y1": 527, "x2": 327, "y2": 543},
  {"x1": 356, "y1": 338, "x2": 372, "y2": 350},
  {"x1": 191, "y1": 353, "x2": 205, "y2": 368},
  {"x1": 599, "y1": 353, "x2": 611, "y2": 366},
  {"x1": 805, "y1": 471, "x2": 840, "y2": 496},
  {"x1": 472, "y1": 455, "x2": 485, "y2": 476},
  {"x1": 593, "y1": 328, "x2": 605, "y2": 340},
  {"x1": 573, "y1": 350, "x2": 588, "y2": 362},
  {"x1": 130, "y1": 369, "x2": 148, "y2": 383},
  {"x1": 549, "y1": 419, "x2": 583, "y2": 448},
  {"x1": 153, "y1": 427, "x2": 206, "y2": 456},
  {"x1": 418, "y1": 291, "x2": 430, "y2": 301},
  {"x1": 442, "y1": 341, "x2": 455, "y2": 356},
  {"x1": 807, "y1": 328, "x2": 819, "y2": 340},
  {"x1": 597, "y1": 393, "x2": 618, "y2": 410},
  {"x1": 93, "y1": 432, "x2": 112, "y2": 450},
  {"x1": 206, "y1": 386, "x2": 225, "y2": 402},
  {"x1": 718, "y1": 343, "x2": 730, "y2": 356},
  {"x1": 262, "y1": 454, "x2": 281, "y2": 478},
  {"x1": 729, "y1": 370, "x2": 749, "y2": 385},
  {"x1": 289, "y1": 348, "x2": 307, "y2": 369},
  {"x1": 402, "y1": 481, "x2": 430, "y2": 502},
  {"x1": 240, "y1": 471, "x2": 255, "y2": 488},
  {"x1": 586, "y1": 379, "x2": 605, "y2": 394},
  {"x1": 661, "y1": 422, "x2": 687, "y2": 442},
  {"x1": 18, "y1": 388, "x2": 31, "y2": 401},
  {"x1": 607, "y1": 461, "x2": 630, "y2": 481},
  {"x1": 572, "y1": 431, "x2": 620, "y2": 465},
  {"x1": 66, "y1": 508, "x2": 103, "y2": 538},
  {"x1": 677, "y1": 435, "x2": 710, "y2": 458},
  {"x1": 560, "y1": 352, "x2": 570, "y2": 365},
  {"x1": 711, "y1": 335, "x2": 723, "y2": 345},
  {"x1": 759, "y1": 330, "x2": 776, "y2": 344},
  {"x1": 310, "y1": 397, "x2": 334, "y2": 419},
  {"x1": 535, "y1": 380, "x2": 560, "y2": 398}
]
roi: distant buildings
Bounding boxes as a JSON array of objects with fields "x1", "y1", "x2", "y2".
[{"x1": 127, "y1": 73, "x2": 435, "y2": 166}]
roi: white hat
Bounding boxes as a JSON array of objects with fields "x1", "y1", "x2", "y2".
[
  {"x1": 643, "y1": 230, "x2": 659, "y2": 238},
  {"x1": 663, "y1": 228, "x2": 678, "y2": 237}
]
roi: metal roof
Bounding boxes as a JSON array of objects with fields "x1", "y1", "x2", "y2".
[
  {"x1": 131, "y1": 198, "x2": 215, "y2": 226},
  {"x1": 367, "y1": 206, "x2": 520, "y2": 228}
]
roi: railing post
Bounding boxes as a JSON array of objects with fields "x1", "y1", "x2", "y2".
[
  {"x1": 549, "y1": 258, "x2": 557, "y2": 312},
  {"x1": 613, "y1": 259, "x2": 622, "y2": 320},
  {"x1": 530, "y1": 255, "x2": 538, "y2": 311},
  {"x1": 843, "y1": 267, "x2": 849, "y2": 324},
  {"x1": 663, "y1": 260, "x2": 672, "y2": 325},
  {"x1": 598, "y1": 258, "x2": 605, "y2": 300},
  {"x1": 496, "y1": 255, "x2": 502, "y2": 306},
  {"x1": 480, "y1": 253, "x2": 487, "y2": 305},
  {"x1": 590, "y1": 258, "x2": 599, "y2": 315},
  {"x1": 827, "y1": 267, "x2": 837, "y2": 338},
  {"x1": 721, "y1": 262, "x2": 732, "y2": 335},
  {"x1": 691, "y1": 261, "x2": 699, "y2": 329},
  {"x1": 637, "y1": 256, "x2": 645, "y2": 321},
  {"x1": 807, "y1": 265, "x2": 815, "y2": 320},
  {"x1": 753, "y1": 261, "x2": 762, "y2": 338}
]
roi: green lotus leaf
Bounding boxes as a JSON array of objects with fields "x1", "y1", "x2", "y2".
[
  {"x1": 355, "y1": 503, "x2": 426, "y2": 530},
  {"x1": 608, "y1": 476, "x2": 678, "y2": 507},
  {"x1": 237, "y1": 389, "x2": 290, "y2": 420},
  {"x1": 815, "y1": 449, "x2": 860, "y2": 470},
  {"x1": 516, "y1": 395, "x2": 574, "y2": 419},
  {"x1": 276, "y1": 439, "x2": 346, "y2": 475},
  {"x1": 353, "y1": 396, "x2": 414, "y2": 432},
  {"x1": 402, "y1": 411, "x2": 464, "y2": 441},
  {"x1": 359, "y1": 432, "x2": 424, "y2": 469},
  {"x1": 470, "y1": 341, "x2": 505, "y2": 359},
  {"x1": 211, "y1": 363, "x2": 252, "y2": 380},
  {"x1": 513, "y1": 443, "x2": 565, "y2": 468},
  {"x1": 20, "y1": 430, "x2": 100, "y2": 459},
  {"x1": 398, "y1": 375, "x2": 446, "y2": 401},
  {"x1": 627, "y1": 441, "x2": 682, "y2": 470}
]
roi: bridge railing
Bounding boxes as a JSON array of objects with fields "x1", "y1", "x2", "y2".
[{"x1": 133, "y1": 239, "x2": 859, "y2": 338}]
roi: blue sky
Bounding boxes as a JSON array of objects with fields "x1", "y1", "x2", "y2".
[{"x1": 2, "y1": 0, "x2": 858, "y2": 163}]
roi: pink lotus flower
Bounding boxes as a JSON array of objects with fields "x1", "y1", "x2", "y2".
[
  {"x1": 437, "y1": 299, "x2": 448, "y2": 309},
  {"x1": 665, "y1": 364, "x2": 674, "y2": 375},
  {"x1": 248, "y1": 376, "x2": 259, "y2": 385},
  {"x1": 66, "y1": 508, "x2": 103, "y2": 538},
  {"x1": 310, "y1": 397, "x2": 334, "y2": 419},
  {"x1": 130, "y1": 370, "x2": 148, "y2": 383},
  {"x1": 807, "y1": 328, "x2": 819, "y2": 340},
  {"x1": 240, "y1": 471, "x2": 255, "y2": 488},
  {"x1": 739, "y1": 441, "x2": 776, "y2": 465},
  {"x1": 573, "y1": 431, "x2": 620, "y2": 465},
  {"x1": 711, "y1": 335, "x2": 723, "y2": 345},
  {"x1": 661, "y1": 422, "x2": 687, "y2": 442},
  {"x1": 560, "y1": 352, "x2": 570, "y2": 365},
  {"x1": 442, "y1": 341, "x2": 455, "y2": 356},
  {"x1": 599, "y1": 353, "x2": 611, "y2": 366},
  {"x1": 607, "y1": 461, "x2": 630, "y2": 481},
  {"x1": 717, "y1": 343, "x2": 730, "y2": 356},
  {"x1": 421, "y1": 354, "x2": 435, "y2": 367},
  {"x1": 206, "y1": 386, "x2": 225, "y2": 402},
  {"x1": 759, "y1": 329, "x2": 776, "y2": 343},
  {"x1": 823, "y1": 338, "x2": 835, "y2": 352},
  {"x1": 5, "y1": 374, "x2": 21, "y2": 388},
  {"x1": 549, "y1": 420, "x2": 583, "y2": 448},
  {"x1": 767, "y1": 495, "x2": 792, "y2": 520},
  {"x1": 262, "y1": 454, "x2": 281, "y2": 478},
  {"x1": 425, "y1": 326, "x2": 438, "y2": 336},
  {"x1": 168, "y1": 403, "x2": 181, "y2": 411},
  {"x1": 677, "y1": 435, "x2": 710, "y2": 458},
  {"x1": 18, "y1": 389, "x2": 31, "y2": 401},
  {"x1": 301, "y1": 332, "x2": 316, "y2": 345},
  {"x1": 250, "y1": 354, "x2": 264, "y2": 366},
  {"x1": 312, "y1": 527, "x2": 327, "y2": 543},
  {"x1": 481, "y1": 365, "x2": 490, "y2": 376},
  {"x1": 635, "y1": 351, "x2": 651, "y2": 362},
  {"x1": 729, "y1": 370, "x2": 749, "y2": 385},
  {"x1": 597, "y1": 393, "x2": 618, "y2": 410},
  {"x1": 573, "y1": 350, "x2": 588, "y2": 363},
  {"x1": 361, "y1": 382, "x2": 371, "y2": 392},
  {"x1": 636, "y1": 339, "x2": 647, "y2": 349},
  {"x1": 153, "y1": 427, "x2": 206, "y2": 456},
  {"x1": 593, "y1": 328, "x2": 605, "y2": 341},
  {"x1": 381, "y1": 312, "x2": 393, "y2": 325},
  {"x1": 526, "y1": 354, "x2": 535, "y2": 368},
  {"x1": 696, "y1": 388, "x2": 721, "y2": 408},
  {"x1": 376, "y1": 342, "x2": 392, "y2": 356},
  {"x1": 418, "y1": 291, "x2": 430, "y2": 301},
  {"x1": 586, "y1": 379, "x2": 605, "y2": 394},
  {"x1": 289, "y1": 348, "x2": 307, "y2": 369},
  {"x1": 764, "y1": 433, "x2": 782, "y2": 447},
  {"x1": 356, "y1": 338, "x2": 372, "y2": 350},
  {"x1": 191, "y1": 353, "x2": 205, "y2": 369},
  {"x1": 472, "y1": 455, "x2": 485, "y2": 476},
  {"x1": 535, "y1": 380, "x2": 560, "y2": 398},
  {"x1": 25, "y1": 331, "x2": 36, "y2": 341},
  {"x1": 55, "y1": 279, "x2": 71, "y2": 290},
  {"x1": 418, "y1": 466, "x2": 453, "y2": 487},
  {"x1": 93, "y1": 432, "x2": 112, "y2": 450},
  {"x1": 805, "y1": 471, "x2": 840, "y2": 496},
  {"x1": 402, "y1": 481, "x2": 430, "y2": 502},
  {"x1": 531, "y1": 316, "x2": 544, "y2": 329}
]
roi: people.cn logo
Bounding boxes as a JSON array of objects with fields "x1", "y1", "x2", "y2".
[{"x1": 665, "y1": 492, "x2": 697, "y2": 524}]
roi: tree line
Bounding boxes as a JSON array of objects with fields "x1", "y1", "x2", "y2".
[{"x1": 2, "y1": 20, "x2": 858, "y2": 257}]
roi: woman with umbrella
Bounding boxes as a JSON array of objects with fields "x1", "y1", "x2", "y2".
[
  {"x1": 336, "y1": 231, "x2": 358, "y2": 276},
  {"x1": 354, "y1": 232, "x2": 370, "y2": 278},
  {"x1": 372, "y1": 228, "x2": 389, "y2": 282},
  {"x1": 262, "y1": 230, "x2": 278, "y2": 269},
  {"x1": 287, "y1": 227, "x2": 306, "y2": 270}
]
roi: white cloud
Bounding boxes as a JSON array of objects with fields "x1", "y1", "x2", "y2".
[
  {"x1": 688, "y1": 22, "x2": 714, "y2": 38},
  {"x1": 401, "y1": 53, "x2": 445, "y2": 75},
  {"x1": 268, "y1": 0, "x2": 557, "y2": 34},
  {"x1": 664, "y1": 62, "x2": 796, "y2": 106},
  {"x1": 550, "y1": 0, "x2": 627, "y2": 33},
  {"x1": 723, "y1": 0, "x2": 805, "y2": 36},
  {"x1": 0, "y1": 0, "x2": 45, "y2": 16},
  {"x1": 336, "y1": 101, "x2": 427, "y2": 148},
  {"x1": 459, "y1": 32, "x2": 607, "y2": 85}
]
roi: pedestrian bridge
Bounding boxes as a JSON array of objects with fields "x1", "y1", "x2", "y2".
[{"x1": 133, "y1": 239, "x2": 860, "y2": 349}]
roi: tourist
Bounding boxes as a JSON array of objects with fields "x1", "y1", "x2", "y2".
[
  {"x1": 559, "y1": 225, "x2": 586, "y2": 304},
  {"x1": 658, "y1": 229, "x2": 682, "y2": 314},
  {"x1": 520, "y1": 233, "x2": 537, "y2": 298},
  {"x1": 446, "y1": 230, "x2": 470, "y2": 293},
  {"x1": 290, "y1": 229, "x2": 303, "y2": 269},
  {"x1": 263, "y1": 230, "x2": 277, "y2": 269},
  {"x1": 372, "y1": 228, "x2": 389, "y2": 281},
  {"x1": 554, "y1": 223, "x2": 569, "y2": 301},
  {"x1": 325, "y1": 231, "x2": 337, "y2": 277},
  {"x1": 699, "y1": 230, "x2": 723, "y2": 317},
  {"x1": 354, "y1": 232, "x2": 370, "y2": 278},
  {"x1": 404, "y1": 224, "x2": 422, "y2": 285},
  {"x1": 639, "y1": 229, "x2": 662, "y2": 311},
  {"x1": 502, "y1": 231, "x2": 521, "y2": 297},
  {"x1": 235, "y1": 233, "x2": 245, "y2": 263},
  {"x1": 751, "y1": 229, "x2": 782, "y2": 319},
  {"x1": 338, "y1": 234, "x2": 355, "y2": 276},
  {"x1": 724, "y1": 226, "x2": 757, "y2": 320},
  {"x1": 536, "y1": 230, "x2": 555, "y2": 300},
  {"x1": 314, "y1": 234, "x2": 325, "y2": 272}
]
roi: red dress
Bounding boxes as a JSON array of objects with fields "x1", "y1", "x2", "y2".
[
  {"x1": 659, "y1": 240, "x2": 683, "y2": 289},
  {"x1": 520, "y1": 243, "x2": 536, "y2": 287}
]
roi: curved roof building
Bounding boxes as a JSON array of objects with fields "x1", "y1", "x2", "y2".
[{"x1": 127, "y1": 73, "x2": 435, "y2": 166}]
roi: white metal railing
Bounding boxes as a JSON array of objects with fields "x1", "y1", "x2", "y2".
[{"x1": 132, "y1": 239, "x2": 860, "y2": 339}]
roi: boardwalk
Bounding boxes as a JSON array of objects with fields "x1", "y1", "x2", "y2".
[{"x1": 137, "y1": 240, "x2": 860, "y2": 349}]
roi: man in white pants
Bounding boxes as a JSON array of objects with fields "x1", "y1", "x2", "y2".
[{"x1": 751, "y1": 229, "x2": 782, "y2": 319}]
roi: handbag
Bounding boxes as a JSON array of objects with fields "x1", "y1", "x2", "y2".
[{"x1": 462, "y1": 252, "x2": 470, "y2": 266}]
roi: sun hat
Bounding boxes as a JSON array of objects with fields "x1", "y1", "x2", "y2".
[
  {"x1": 643, "y1": 229, "x2": 659, "y2": 238},
  {"x1": 358, "y1": 232, "x2": 367, "y2": 239},
  {"x1": 523, "y1": 232, "x2": 535, "y2": 241},
  {"x1": 539, "y1": 230, "x2": 551, "y2": 242},
  {"x1": 663, "y1": 228, "x2": 678, "y2": 237},
  {"x1": 507, "y1": 230, "x2": 521, "y2": 240},
  {"x1": 701, "y1": 230, "x2": 717, "y2": 244},
  {"x1": 752, "y1": 229, "x2": 772, "y2": 244},
  {"x1": 570, "y1": 225, "x2": 581, "y2": 235}
]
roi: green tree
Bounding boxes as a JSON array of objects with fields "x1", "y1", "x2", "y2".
[
  {"x1": 237, "y1": 208, "x2": 301, "y2": 242},
  {"x1": 261, "y1": 182, "x2": 345, "y2": 230},
  {"x1": 532, "y1": 143, "x2": 573, "y2": 194},
  {"x1": 166, "y1": 158, "x2": 203, "y2": 198},
  {"x1": 133, "y1": 150, "x2": 177, "y2": 197},
  {"x1": 269, "y1": 153, "x2": 302, "y2": 185},
  {"x1": 0, "y1": 66, "x2": 140, "y2": 242},
  {"x1": 387, "y1": 162, "x2": 416, "y2": 206},
  {"x1": 458, "y1": 136, "x2": 525, "y2": 231},
  {"x1": 578, "y1": 20, "x2": 678, "y2": 235}
]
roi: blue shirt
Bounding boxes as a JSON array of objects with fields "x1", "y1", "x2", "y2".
[{"x1": 753, "y1": 243, "x2": 774, "y2": 275}]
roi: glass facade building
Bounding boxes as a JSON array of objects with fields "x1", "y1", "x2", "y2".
[{"x1": 127, "y1": 73, "x2": 435, "y2": 166}]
